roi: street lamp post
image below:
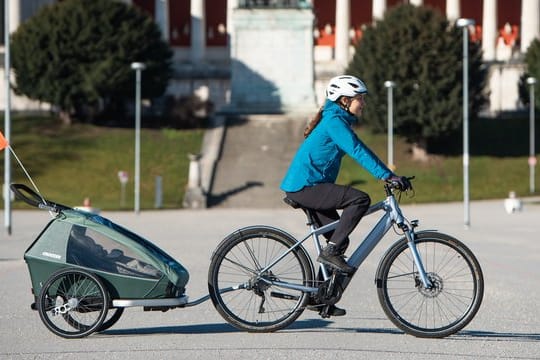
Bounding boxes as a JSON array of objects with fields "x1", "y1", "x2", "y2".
[
  {"x1": 527, "y1": 77, "x2": 537, "y2": 193},
  {"x1": 3, "y1": 0, "x2": 12, "y2": 235},
  {"x1": 457, "y1": 18, "x2": 475, "y2": 228},
  {"x1": 131, "y1": 62, "x2": 146, "y2": 214},
  {"x1": 384, "y1": 80, "x2": 396, "y2": 170}
]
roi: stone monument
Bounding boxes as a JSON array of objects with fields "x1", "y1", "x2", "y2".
[{"x1": 229, "y1": 2, "x2": 316, "y2": 114}]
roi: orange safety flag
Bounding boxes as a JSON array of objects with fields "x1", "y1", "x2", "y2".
[{"x1": 0, "y1": 131, "x2": 8, "y2": 151}]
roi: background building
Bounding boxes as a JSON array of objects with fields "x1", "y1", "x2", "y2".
[{"x1": 1, "y1": 0, "x2": 539, "y2": 114}]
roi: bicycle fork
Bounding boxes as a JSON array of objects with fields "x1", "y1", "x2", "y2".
[{"x1": 401, "y1": 226, "x2": 433, "y2": 289}]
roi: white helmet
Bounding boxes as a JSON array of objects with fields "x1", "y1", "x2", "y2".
[{"x1": 325, "y1": 75, "x2": 368, "y2": 102}]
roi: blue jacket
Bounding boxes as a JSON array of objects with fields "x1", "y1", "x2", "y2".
[{"x1": 280, "y1": 100, "x2": 392, "y2": 192}]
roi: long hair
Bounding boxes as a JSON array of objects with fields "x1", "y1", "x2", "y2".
[{"x1": 303, "y1": 106, "x2": 324, "y2": 138}]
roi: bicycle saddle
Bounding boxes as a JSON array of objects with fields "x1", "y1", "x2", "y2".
[
  {"x1": 283, "y1": 197, "x2": 301, "y2": 209},
  {"x1": 283, "y1": 197, "x2": 319, "y2": 226}
]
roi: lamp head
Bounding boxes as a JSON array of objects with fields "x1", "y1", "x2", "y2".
[
  {"x1": 456, "y1": 18, "x2": 475, "y2": 28},
  {"x1": 131, "y1": 62, "x2": 146, "y2": 71}
]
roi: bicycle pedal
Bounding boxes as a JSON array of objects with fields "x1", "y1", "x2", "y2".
[
  {"x1": 306, "y1": 304, "x2": 324, "y2": 312},
  {"x1": 319, "y1": 306, "x2": 331, "y2": 319}
]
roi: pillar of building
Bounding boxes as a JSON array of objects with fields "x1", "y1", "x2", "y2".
[
  {"x1": 9, "y1": 0, "x2": 21, "y2": 33},
  {"x1": 372, "y1": 0, "x2": 386, "y2": 21},
  {"x1": 155, "y1": 0, "x2": 170, "y2": 42},
  {"x1": 481, "y1": 0, "x2": 497, "y2": 61},
  {"x1": 334, "y1": 0, "x2": 350, "y2": 69},
  {"x1": 521, "y1": 0, "x2": 540, "y2": 53},
  {"x1": 190, "y1": 0, "x2": 206, "y2": 63},
  {"x1": 446, "y1": 0, "x2": 460, "y2": 23},
  {"x1": 227, "y1": 0, "x2": 238, "y2": 50}
]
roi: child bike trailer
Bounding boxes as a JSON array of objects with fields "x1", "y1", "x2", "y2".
[{"x1": 12, "y1": 184, "x2": 190, "y2": 338}]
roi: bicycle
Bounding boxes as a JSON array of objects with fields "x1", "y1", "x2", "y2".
[{"x1": 207, "y1": 178, "x2": 484, "y2": 338}]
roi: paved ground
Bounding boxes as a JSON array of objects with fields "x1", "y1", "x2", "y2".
[{"x1": 1, "y1": 197, "x2": 539, "y2": 359}]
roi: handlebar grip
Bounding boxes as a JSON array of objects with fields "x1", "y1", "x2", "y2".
[
  {"x1": 10, "y1": 183, "x2": 47, "y2": 208},
  {"x1": 10, "y1": 183, "x2": 71, "y2": 212}
]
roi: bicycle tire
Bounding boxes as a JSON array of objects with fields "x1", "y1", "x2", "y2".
[
  {"x1": 208, "y1": 226, "x2": 314, "y2": 332},
  {"x1": 97, "y1": 307, "x2": 124, "y2": 332},
  {"x1": 38, "y1": 268, "x2": 109, "y2": 338},
  {"x1": 376, "y1": 231, "x2": 484, "y2": 338},
  {"x1": 64, "y1": 307, "x2": 123, "y2": 333}
]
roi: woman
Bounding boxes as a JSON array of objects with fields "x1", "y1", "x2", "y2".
[{"x1": 281, "y1": 75, "x2": 410, "y2": 275}]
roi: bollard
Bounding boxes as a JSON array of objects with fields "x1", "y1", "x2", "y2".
[
  {"x1": 183, "y1": 153, "x2": 206, "y2": 209},
  {"x1": 155, "y1": 176, "x2": 163, "y2": 209},
  {"x1": 75, "y1": 197, "x2": 100, "y2": 214},
  {"x1": 187, "y1": 153, "x2": 202, "y2": 189},
  {"x1": 504, "y1": 191, "x2": 522, "y2": 214}
]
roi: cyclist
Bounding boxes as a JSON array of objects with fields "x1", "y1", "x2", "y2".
[{"x1": 281, "y1": 74, "x2": 410, "y2": 277}]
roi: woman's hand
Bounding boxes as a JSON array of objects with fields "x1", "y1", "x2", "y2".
[{"x1": 386, "y1": 175, "x2": 413, "y2": 191}]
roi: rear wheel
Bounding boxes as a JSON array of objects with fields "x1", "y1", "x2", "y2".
[
  {"x1": 64, "y1": 307, "x2": 124, "y2": 332},
  {"x1": 376, "y1": 232, "x2": 484, "y2": 338},
  {"x1": 208, "y1": 226, "x2": 313, "y2": 332},
  {"x1": 38, "y1": 268, "x2": 109, "y2": 338},
  {"x1": 97, "y1": 308, "x2": 124, "y2": 332}
]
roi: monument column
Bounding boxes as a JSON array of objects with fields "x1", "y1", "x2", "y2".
[
  {"x1": 481, "y1": 0, "x2": 497, "y2": 61},
  {"x1": 446, "y1": 0, "x2": 460, "y2": 23},
  {"x1": 521, "y1": 0, "x2": 540, "y2": 53},
  {"x1": 334, "y1": 0, "x2": 350, "y2": 70},
  {"x1": 191, "y1": 0, "x2": 206, "y2": 63},
  {"x1": 230, "y1": 6, "x2": 315, "y2": 113}
]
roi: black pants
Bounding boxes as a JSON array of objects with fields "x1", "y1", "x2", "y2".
[{"x1": 286, "y1": 183, "x2": 371, "y2": 254}]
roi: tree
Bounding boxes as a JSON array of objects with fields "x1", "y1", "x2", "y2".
[
  {"x1": 347, "y1": 4, "x2": 487, "y2": 156},
  {"x1": 518, "y1": 39, "x2": 540, "y2": 108},
  {"x1": 11, "y1": 0, "x2": 172, "y2": 124}
]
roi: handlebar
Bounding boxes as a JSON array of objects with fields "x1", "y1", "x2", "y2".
[{"x1": 10, "y1": 183, "x2": 72, "y2": 213}]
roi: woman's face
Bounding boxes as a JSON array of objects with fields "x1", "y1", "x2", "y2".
[{"x1": 341, "y1": 94, "x2": 366, "y2": 118}]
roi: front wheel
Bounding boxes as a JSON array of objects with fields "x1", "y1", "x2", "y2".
[
  {"x1": 376, "y1": 231, "x2": 484, "y2": 338},
  {"x1": 208, "y1": 226, "x2": 314, "y2": 332}
]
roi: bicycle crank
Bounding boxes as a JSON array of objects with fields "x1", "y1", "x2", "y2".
[{"x1": 317, "y1": 272, "x2": 344, "y2": 305}]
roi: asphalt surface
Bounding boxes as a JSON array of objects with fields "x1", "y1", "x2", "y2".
[{"x1": 1, "y1": 197, "x2": 539, "y2": 359}]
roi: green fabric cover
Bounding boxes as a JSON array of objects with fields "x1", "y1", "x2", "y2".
[{"x1": 25, "y1": 210, "x2": 189, "y2": 299}]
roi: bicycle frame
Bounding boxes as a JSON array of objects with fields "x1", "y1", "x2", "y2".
[{"x1": 258, "y1": 188, "x2": 433, "y2": 294}]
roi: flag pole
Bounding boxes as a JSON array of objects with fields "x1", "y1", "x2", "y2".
[
  {"x1": 7, "y1": 147, "x2": 45, "y2": 204},
  {"x1": 0, "y1": 132, "x2": 48, "y2": 211}
]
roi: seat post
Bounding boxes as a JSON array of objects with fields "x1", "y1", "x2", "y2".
[
  {"x1": 302, "y1": 209, "x2": 316, "y2": 227},
  {"x1": 283, "y1": 196, "x2": 317, "y2": 228}
]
